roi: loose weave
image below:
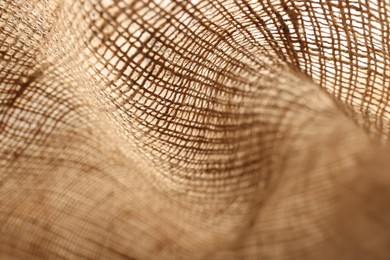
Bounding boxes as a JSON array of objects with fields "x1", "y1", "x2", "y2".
[{"x1": 1, "y1": 0, "x2": 390, "y2": 259}]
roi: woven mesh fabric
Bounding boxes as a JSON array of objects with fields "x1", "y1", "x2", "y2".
[{"x1": 1, "y1": 0, "x2": 390, "y2": 259}]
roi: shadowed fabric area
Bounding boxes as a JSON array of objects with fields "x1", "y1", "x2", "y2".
[{"x1": 1, "y1": 0, "x2": 390, "y2": 259}]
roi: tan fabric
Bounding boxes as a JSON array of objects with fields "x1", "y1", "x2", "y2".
[{"x1": 1, "y1": 0, "x2": 390, "y2": 259}]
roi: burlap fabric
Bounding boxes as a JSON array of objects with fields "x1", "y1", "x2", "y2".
[{"x1": 1, "y1": 0, "x2": 390, "y2": 259}]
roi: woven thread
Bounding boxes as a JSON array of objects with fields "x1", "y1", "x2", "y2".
[{"x1": 1, "y1": 0, "x2": 390, "y2": 259}]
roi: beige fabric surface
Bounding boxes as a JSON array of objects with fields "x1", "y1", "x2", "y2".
[{"x1": 1, "y1": 0, "x2": 390, "y2": 259}]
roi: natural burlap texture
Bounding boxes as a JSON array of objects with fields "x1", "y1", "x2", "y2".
[{"x1": 1, "y1": 0, "x2": 390, "y2": 259}]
